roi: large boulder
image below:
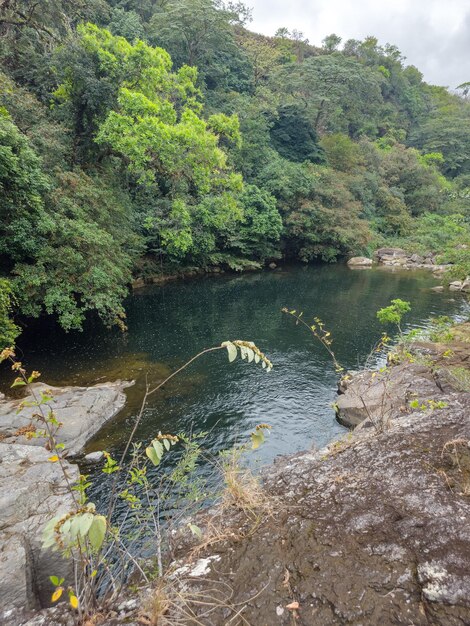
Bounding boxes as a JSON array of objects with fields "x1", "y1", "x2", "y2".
[
  {"x1": 461, "y1": 277, "x2": 470, "y2": 292},
  {"x1": 0, "y1": 380, "x2": 132, "y2": 457},
  {"x1": 409, "y1": 253, "x2": 425, "y2": 264},
  {"x1": 0, "y1": 443, "x2": 79, "y2": 612},
  {"x1": 347, "y1": 257, "x2": 373, "y2": 267},
  {"x1": 336, "y1": 361, "x2": 442, "y2": 428},
  {"x1": 374, "y1": 247, "x2": 407, "y2": 259}
]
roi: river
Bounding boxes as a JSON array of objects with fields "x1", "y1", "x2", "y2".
[{"x1": 14, "y1": 264, "x2": 467, "y2": 470}]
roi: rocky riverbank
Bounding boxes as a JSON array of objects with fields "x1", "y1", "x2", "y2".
[
  {"x1": 348, "y1": 247, "x2": 462, "y2": 279},
  {"x1": 4, "y1": 327, "x2": 470, "y2": 625},
  {"x1": 0, "y1": 381, "x2": 131, "y2": 616},
  {"x1": 161, "y1": 325, "x2": 469, "y2": 625}
]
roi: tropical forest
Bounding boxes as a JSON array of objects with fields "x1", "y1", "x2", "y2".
[{"x1": 0, "y1": 0, "x2": 469, "y2": 340}]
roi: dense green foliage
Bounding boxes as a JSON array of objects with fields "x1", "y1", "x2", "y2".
[{"x1": 0, "y1": 1, "x2": 469, "y2": 336}]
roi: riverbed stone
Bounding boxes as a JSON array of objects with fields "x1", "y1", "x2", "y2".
[
  {"x1": 131, "y1": 277, "x2": 145, "y2": 289},
  {"x1": 347, "y1": 256, "x2": 373, "y2": 266},
  {"x1": 83, "y1": 450, "x2": 105, "y2": 463},
  {"x1": 409, "y1": 253, "x2": 425, "y2": 264},
  {"x1": 374, "y1": 247, "x2": 407, "y2": 258},
  {"x1": 449, "y1": 280, "x2": 463, "y2": 291},
  {"x1": 0, "y1": 443, "x2": 79, "y2": 611},
  {"x1": 0, "y1": 380, "x2": 132, "y2": 457}
]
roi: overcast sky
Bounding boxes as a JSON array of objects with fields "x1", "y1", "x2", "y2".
[{"x1": 246, "y1": 0, "x2": 470, "y2": 88}]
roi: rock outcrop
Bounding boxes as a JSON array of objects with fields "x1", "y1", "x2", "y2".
[
  {"x1": 449, "y1": 277, "x2": 470, "y2": 292},
  {"x1": 347, "y1": 256, "x2": 373, "y2": 267},
  {"x1": 374, "y1": 247, "x2": 451, "y2": 274},
  {"x1": 0, "y1": 380, "x2": 131, "y2": 619},
  {"x1": 0, "y1": 444, "x2": 79, "y2": 613},
  {"x1": 0, "y1": 380, "x2": 132, "y2": 457}
]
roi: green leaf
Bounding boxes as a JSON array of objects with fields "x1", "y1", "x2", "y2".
[
  {"x1": 163, "y1": 438, "x2": 170, "y2": 451},
  {"x1": 11, "y1": 378, "x2": 26, "y2": 388},
  {"x1": 88, "y1": 515, "x2": 107, "y2": 551},
  {"x1": 251, "y1": 431, "x2": 264, "y2": 450},
  {"x1": 246, "y1": 348, "x2": 254, "y2": 363},
  {"x1": 49, "y1": 575, "x2": 60, "y2": 586},
  {"x1": 78, "y1": 512, "x2": 94, "y2": 538},
  {"x1": 146, "y1": 445, "x2": 160, "y2": 466},
  {"x1": 152, "y1": 439, "x2": 164, "y2": 460},
  {"x1": 224, "y1": 342, "x2": 237, "y2": 362},
  {"x1": 188, "y1": 523, "x2": 202, "y2": 538}
]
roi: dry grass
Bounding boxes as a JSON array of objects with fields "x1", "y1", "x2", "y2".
[
  {"x1": 441, "y1": 438, "x2": 470, "y2": 496},
  {"x1": 222, "y1": 461, "x2": 273, "y2": 519},
  {"x1": 138, "y1": 574, "x2": 267, "y2": 626},
  {"x1": 445, "y1": 366, "x2": 470, "y2": 392},
  {"x1": 141, "y1": 580, "x2": 171, "y2": 625}
]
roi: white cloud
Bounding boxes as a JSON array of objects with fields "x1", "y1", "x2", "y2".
[{"x1": 246, "y1": 0, "x2": 470, "y2": 87}]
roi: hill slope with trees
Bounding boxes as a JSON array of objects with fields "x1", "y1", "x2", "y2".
[{"x1": 0, "y1": 0, "x2": 469, "y2": 342}]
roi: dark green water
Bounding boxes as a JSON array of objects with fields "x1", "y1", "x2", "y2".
[{"x1": 12, "y1": 264, "x2": 467, "y2": 470}]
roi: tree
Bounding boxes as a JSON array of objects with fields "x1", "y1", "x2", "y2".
[
  {"x1": 319, "y1": 133, "x2": 362, "y2": 172},
  {"x1": 0, "y1": 109, "x2": 135, "y2": 330},
  {"x1": 275, "y1": 55, "x2": 384, "y2": 136},
  {"x1": 148, "y1": 0, "x2": 251, "y2": 91},
  {"x1": 0, "y1": 279, "x2": 20, "y2": 349},
  {"x1": 226, "y1": 184, "x2": 282, "y2": 260},
  {"x1": 0, "y1": 111, "x2": 50, "y2": 263},
  {"x1": 14, "y1": 170, "x2": 136, "y2": 330},
  {"x1": 107, "y1": 8, "x2": 145, "y2": 41},
  {"x1": 257, "y1": 156, "x2": 371, "y2": 261},
  {"x1": 410, "y1": 106, "x2": 470, "y2": 177},
  {"x1": 322, "y1": 33, "x2": 342, "y2": 53},
  {"x1": 86, "y1": 26, "x2": 245, "y2": 263},
  {"x1": 270, "y1": 104, "x2": 323, "y2": 163},
  {"x1": 237, "y1": 31, "x2": 282, "y2": 89}
]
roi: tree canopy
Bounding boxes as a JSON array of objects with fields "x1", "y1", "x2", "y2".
[{"x1": 0, "y1": 0, "x2": 469, "y2": 343}]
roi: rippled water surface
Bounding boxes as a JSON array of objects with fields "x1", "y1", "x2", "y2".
[{"x1": 15, "y1": 264, "x2": 468, "y2": 470}]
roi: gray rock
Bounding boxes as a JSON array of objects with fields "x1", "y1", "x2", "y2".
[
  {"x1": 0, "y1": 380, "x2": 132, "y2": 457},
  {"x1": 347, "y1": 257, "x2": 373, "y2": 267},
  {"x1": 177, "y1": 374, "x2": 470, "y2": 625},
  {"x1": 431, "y1": 285, "x2": 444, "y2": 292},
  {"x1": 0, "y1": 443, "x2": 79, "y2": 611},
  {"x1": 409, "y1": 253, "x2": 425, "y2": 264},
  {"x1": 0, "y1": 536, "x2": 32, "y2": 610},
  {"x1": 449, "y1": 281, "x2": 463, "y2": 291},
  {"x1": 268, "y1": 262, "x2": 277, "y2": 270},
  {"x1": 83, "y1": 450, "x2": 104, "y2": 463},
  {"x1": 374, "y1": 247, "x2": 407, "y2": 258},
  {"x1": 336, "y1": 361, "x2": 441, "y2": 428},
  {"x1": 379, "y1": 254, "x2": 407, "y2": 266},
  {"x1": 461, "y1": 277, "x2": 470, "y2": 292}
]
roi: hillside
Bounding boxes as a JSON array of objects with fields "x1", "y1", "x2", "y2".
[{"x1": 0, "y1": 0, "x2": 469, "y2": 343}]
